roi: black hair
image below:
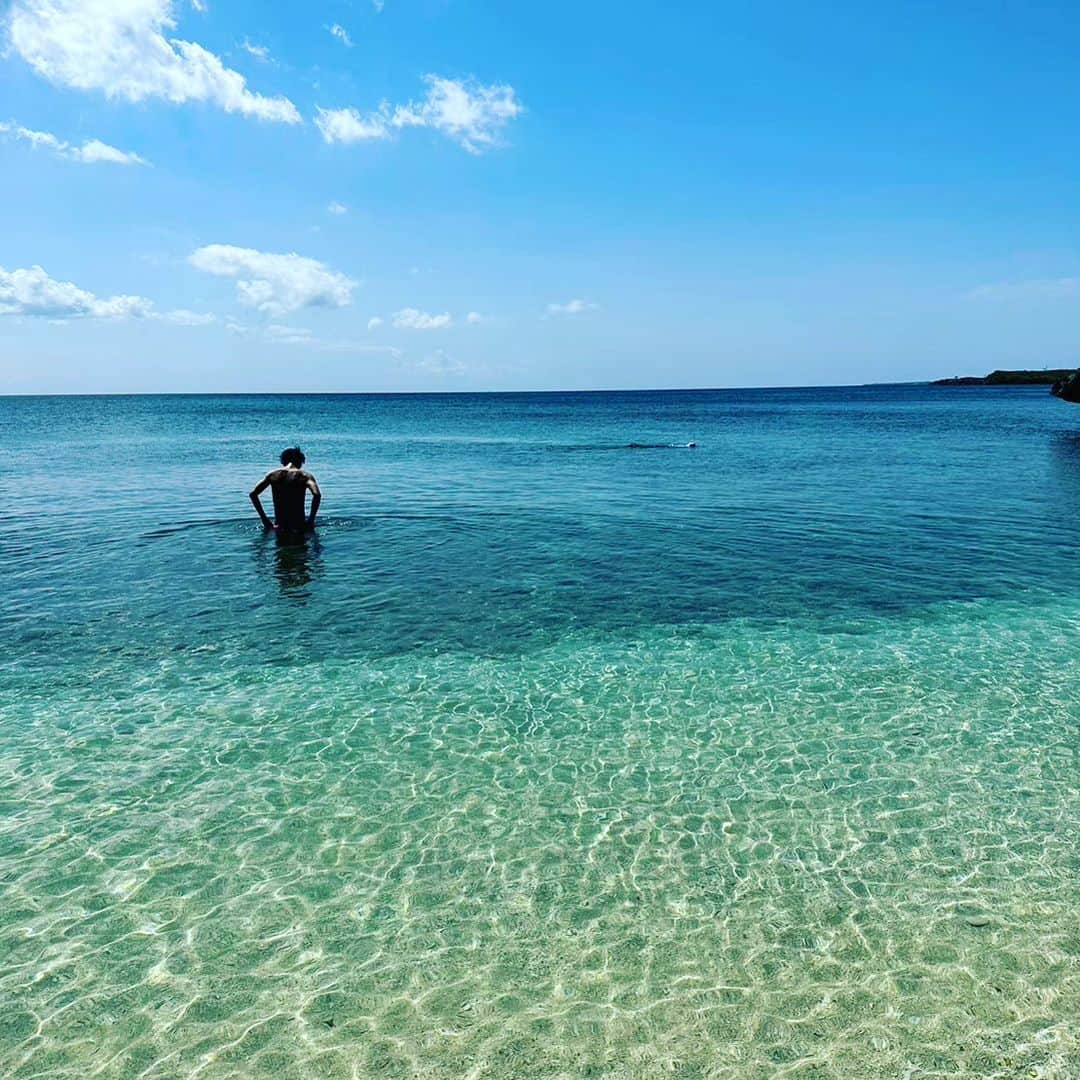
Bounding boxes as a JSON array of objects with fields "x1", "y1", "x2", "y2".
[{"x1": 280, "y1": 446, "x2": 306, "y2": 467}]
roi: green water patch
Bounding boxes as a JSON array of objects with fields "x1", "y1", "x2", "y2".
[{"x1": 1, "y1": 596, "x2": 1077, "y2": 1077}]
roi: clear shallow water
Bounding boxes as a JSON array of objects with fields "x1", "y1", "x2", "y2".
[{"x1": 1, "y1": 386, "x2": 1077, "y2": 1078}]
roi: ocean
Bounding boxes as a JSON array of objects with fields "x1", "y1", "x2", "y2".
[{"x1": 1, "y1": 385, "x2": 1077, "y2": 1077}]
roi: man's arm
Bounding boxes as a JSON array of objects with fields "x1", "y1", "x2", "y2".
[
  {"x1": 306, "y1": 475, "x2": 321, "y2": 529},
  {"x1": 249, "y1": 473, "x2": 275, "y2": 529}
]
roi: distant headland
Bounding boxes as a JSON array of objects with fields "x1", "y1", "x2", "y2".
[
  {"x1": 932, "y1": 369, "x2": 1077, "y2": 387},
  {"x1": 933, "y1": 368, "x2": 1080, "y2": 402}
]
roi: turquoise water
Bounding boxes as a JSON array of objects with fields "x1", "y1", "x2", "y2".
[{"x1": 2, "y1": 386, "x2": 1077, "y2": 1078}]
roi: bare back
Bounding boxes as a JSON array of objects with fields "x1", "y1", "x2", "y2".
[
  {"x1": 267, "y1": 467, "x2": 314, "y2": 531},
  {"x1": 250, "y1": 458, "x2": 322, "y2": 534}
]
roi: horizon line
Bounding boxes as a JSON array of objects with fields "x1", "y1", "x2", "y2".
[{"x1": 0, "y1": 380, "x2": 951, "y2": 398}]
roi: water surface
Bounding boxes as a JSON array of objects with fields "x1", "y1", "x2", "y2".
[{"x1": 2, "y1": 387, "x2": 1077, "y2": 1077}]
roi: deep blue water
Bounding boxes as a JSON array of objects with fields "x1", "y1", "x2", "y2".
[{"x1": 6, "y1": 385, "x2": 1080, "y2": 673}]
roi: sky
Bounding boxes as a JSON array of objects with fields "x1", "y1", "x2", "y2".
[{"x1": 2, "y1": 0, "x2": 1080, "y2": 393}]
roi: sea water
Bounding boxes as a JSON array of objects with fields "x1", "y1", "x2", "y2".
[{"x1": 1, "y1": 386, "x2": 1077, "y2": 1077}]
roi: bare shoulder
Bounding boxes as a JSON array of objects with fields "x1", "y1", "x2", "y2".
[{"x1": 265, "y1": 468, "x2": 299, "y2": 487}]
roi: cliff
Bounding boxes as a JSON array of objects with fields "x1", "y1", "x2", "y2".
[{"x1": 1051, "y1": 371, "x2": 1080, "y2": 404}]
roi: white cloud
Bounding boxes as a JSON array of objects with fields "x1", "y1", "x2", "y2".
[
  {"x1": 314, "y1": 106, "x2": 390, "y2": 143},
  {"x1": 0, "y1": 121, "x2": 147, "y2": 165},
  {"x1": 77, "y1": 139, "x2": 147, "y2": 165},
  {"x1": 7, "y1": 0, "x2": 301, "y2": 124},
  {"x1": 405, "y1": 76, "x2": 522, "y2": 153},
  {"x1": 367, "y1": 316, "x2": 383, "y2": 330},
  {"x1": 466, "y1": 311, "x2": 483, "y2": 325},
  {"x1": 372, "y1": 0, "x2": 384, "y2": 12},
  {"x1": 190, "y1": 0, "x2": 205, "y2": 11},
  {"x1": 0, "y1": 264, "x2": 214, "y2": 326},
  {"x1": 189, "y1": 244, "x2": 356, "y2": 315},
  {"x1": 316, "y1": 74, "x2": 522, "y2": 153},
  {"x1": 547, "y1": 299, "x2": 598, "y2": 315},
  {"x1": 327, "y1": 200, "x2": 348, "y2": 215},
  {"x1": 0, "y1": 264, "x2": 154, "y2": 318},
  {"x1": 327, "y1": 23, "x2": 353, "y2": 47},
  {"x1": 240, "y1": 39, "x2": 270, "y2": 63},
  {"x1": 392, "y1": 307, "x2": 452, "y2": 330}
]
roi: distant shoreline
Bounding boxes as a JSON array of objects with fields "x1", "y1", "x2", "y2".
[{"x1": 932, "y1": 368, "x2": 1076, "y2": 387}]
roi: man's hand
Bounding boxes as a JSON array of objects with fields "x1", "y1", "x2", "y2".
[
  {"x1": 250, "y1": 473, "x2": 275, "y2": 530},
  {"x1": 305, "y1": 475, "x2": 321, "y2": 530}
]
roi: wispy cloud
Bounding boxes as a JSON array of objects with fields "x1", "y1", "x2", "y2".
[
  {"x1": 0, "y1": 121, "x2": 147, "y2": 165},
  {"x1": 367, "y1": 316, "x2": 383, "y2": 330},
  {"x1": 240, "y1": 39, "x2": 271, "y2": 63},
  {"x1": 264, "y1": 323, "x2": 400, "y2": 356},
  {"x1": 7, "y1": 0, "x2": 300, "y2": 123},
  {"x1": 189, "y1": 245, "x2": 356, "y2": 316},
  {"x1": 327, "y1": 23, "x2": 353, "y2": 48},
  {"x1": 466, "y1": 311, "x2": 484, "y2": 325},
  {"x1": 264, "y1": 324, "x2": 315, "y2": 344},
  {"x1": 327, "y1": 201, "x2": 348, "y2": 215},
  {"x1": 316, "y1": 74, "x2": 522, "y2": 153},
  {"x1": 392, "y1": 307, "x2": 453, "y2": 330},
  {"x1": 966, "y1": 278, "x2": 1080, "y2": 301},
  {"x1": 547, "y1": 299, "x2": 598, "y2": 315},
  {"x1": 413, "y1": 349, "x2": 465, "y2": 376},
  {"x1": 158, "y1": 308, "x2": 216, "y2": 325}
]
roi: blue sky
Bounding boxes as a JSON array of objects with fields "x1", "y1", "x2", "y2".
[{"x1": 2, "y1": 0, "x2": 1079, "y2": 393}]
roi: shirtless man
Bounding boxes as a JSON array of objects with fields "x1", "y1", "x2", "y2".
[{"x1": 249, "y1": 447, "x2": 321, "y2": 534}]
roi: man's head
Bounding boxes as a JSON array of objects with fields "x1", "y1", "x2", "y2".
[{"x1": 280, "y1": 446, "x2": 306, "y2": 468}]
